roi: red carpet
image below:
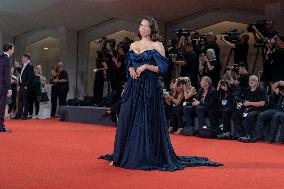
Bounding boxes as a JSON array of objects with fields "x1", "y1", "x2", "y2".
[{"x1": 0, "y1": 119, "x2": 284, "y2": 189}]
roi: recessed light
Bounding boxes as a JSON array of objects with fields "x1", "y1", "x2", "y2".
[{"x1": 43, "y1": 47, "x2": 49, "y2": 50}]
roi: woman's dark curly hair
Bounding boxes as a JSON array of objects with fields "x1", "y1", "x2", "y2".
[{"x1": 138, "y1": 16, "x2": 160, "y2": 42}]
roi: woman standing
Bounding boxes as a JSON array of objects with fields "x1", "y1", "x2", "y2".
[
  {"x1": 7, "y1": 67, "x2": 18, "y2": 118},
  {"x1": 100, "y1": 16, "x2": 222, "y2": 171},
  {"x1": 199, "y1": 49, "x2": 221, "y2": 88},
  {"x1": 29, "y1": 65, "x2": 45, "y2": 119}
]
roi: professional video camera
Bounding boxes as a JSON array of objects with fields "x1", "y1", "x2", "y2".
[
  {"x1": 168, "y1": 29, "x2": 192, "y2": 60},
  {"x1": 191, "y1": 33, "x2": 208, "y2": 53},
  {"x1": 247, "y1": 20, "x2": 274, "y2": 47},
  {"x1": 174, "y1": 29, "x2": 191, "y2": 37},
  {"x1": 247, "y1": 20, "x2": 268, "y2": 35},
  {"x1": 221, "y1": 28, "x2": 243, "y2": 44}
]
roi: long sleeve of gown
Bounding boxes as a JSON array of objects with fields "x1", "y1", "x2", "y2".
[
  {"x1": 124, "y1": 52, "x2": 132, "y2": 79},
  {"x1": 152, "y1": 51, "x2": 169, "y2": 76}
]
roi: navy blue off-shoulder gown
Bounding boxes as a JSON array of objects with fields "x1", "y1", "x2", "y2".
[{"x1": 99, "y1": 49, "x2": 223, "y2": 171}]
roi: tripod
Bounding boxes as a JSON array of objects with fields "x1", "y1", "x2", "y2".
[
  {"x1": 251, "y1": 45, "x2": 265, "y2": 74},
  {"x1": 223, "y1": 48, "x2": 234, "y2": 74}
]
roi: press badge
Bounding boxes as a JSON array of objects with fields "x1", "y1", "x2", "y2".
[{"x1": 222, "y1": 99, "x2": 228, "y2": 106}]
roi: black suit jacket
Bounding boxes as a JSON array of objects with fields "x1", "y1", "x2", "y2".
[
  {"x1": 20, "y1": 63, "x2": 35, "y2": 90},
  {"x1": 196, "y1": 86, "x2": 217, "y2": 108},
  {"x1": 0, "y1": 54, "x2": 11, "y2": 91}
]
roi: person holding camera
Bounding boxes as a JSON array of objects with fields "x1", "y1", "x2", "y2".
[
  {"x1": 208, "y1": 78, "x2": 234, "y2": 139},
  {"x1": 206, "y1": 32, "x2": 220, "y2": 63},
  {"x1": 268, "y1": 35, "x2": 284, "y2": 85},
  {"x1": 232, "y1": 62, "x2": 250, "y2": 94},
  {"x1": 93, "y1": 51, "x2": 108, "y2": 106},
  {"x1": 199, "y1": 48, "x2": 221, "y2": 88},
  {"x1": 249, "y1": 81, "x2": 284, "y2": 143},
  {"x1": 251, "y1": 20, "x2": 278, "y2": 41},
  {"x1": 111, "y1": 45, "x2": 127, "y2": 95},
  {"x1": 183, "y1": 76, "x2": 216, "y2": 135},
  {"x1": 221, "y1": 33, "x2": 249, "y2": 65},
  {"x1": 231, "y1": 75, "x2": 266, "y2": 141},
  {"x1": 164, "y1": 78, "x2": 185, "y2": 135},
  {"x1": 173, "y1": 43, "x2": 199, "y2": 88},
  {"x1": 260, "y1": 36, "x2": 277, "y2": 85}
]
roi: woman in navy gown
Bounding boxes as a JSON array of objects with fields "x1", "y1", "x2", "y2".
[{"x1": 100, "y1": 16, "x2": 223, "y2": 171}]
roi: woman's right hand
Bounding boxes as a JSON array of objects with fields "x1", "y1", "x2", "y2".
[{"x1": 129, "y1": 67, "x2": 137, "y2": 79}]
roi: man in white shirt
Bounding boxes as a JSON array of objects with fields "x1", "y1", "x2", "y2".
[{"x1": 15, "y1": 53, "x2": 35, "y2": 120}]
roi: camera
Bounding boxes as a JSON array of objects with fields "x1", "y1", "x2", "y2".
[
  {"x1": 174, "y1": 29, "x2": 191, "y2": 37},
  {"x1": 176, "y1": 77, "x2": 190, "y2": 86},
  {"x1": 278, "y1": 85, "x2": 284, "y2": 92},
  {"x1": 221, "y1": 29, "x2": 243, "y2": 44},
  {"x1": 247, "y1": 20, "x2": 268, "y2": 35},
  {"x1": 233, "y1": 96, "x2": 244, "y2": 110},
  {"x1": 232, "y1": 64, "x2": 240, "y2": 72},
  {"x1": 220, "y1": 80, "x2": 227, "y2": 86},
  {"x1": 247, "y1": 20, "x2": 273, "y2": 46},
  {"x1": 162, "y1": 89, "x2": 169, "y2": 96},
  {"x1": 191, "y1": 34, "x2": 208, "y2": 53}
]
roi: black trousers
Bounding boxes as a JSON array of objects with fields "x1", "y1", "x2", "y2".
[
  {"x1": 57, "y1": 89, "x2": 68, "y2": 106},
  {"x1": 183, "y1": 105, "x2": 209, "y2": 130},
  {"x1": 93, "y1": 76, "x2": 104, "y2": 105},
  {"x1": 51, "y1": 93, "x2": 57, "y2": 117},
  {"x1": 253, "y1": 109, "x2": 284, "y2": 142},
  {"x1": 29, "y1": 92, "x2": 40, "y2": 116},
  {"x1": 0, "y1": 86, "x2": 7, "y2": 127},
  {"x1": 169, "y1": 105, "x2": 184, "y2": 131},
  {"x1": 231, "y1": 109, "x2": 261, "y2": 138},
  {"x1": 16, "y1": 86, "x2": 30, "y2": 118},
  {"x1": 208, "y1": 106, "x2": 233, "y2": 133}
]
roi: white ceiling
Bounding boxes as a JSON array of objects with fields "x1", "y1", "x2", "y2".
[{"x1": 0, "y1": 0, "x2": 281, "y2": 37}]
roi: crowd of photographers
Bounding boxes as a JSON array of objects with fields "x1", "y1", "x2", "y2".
[
  {"x1": 96, "y1": 20, "x2": 284, "y2": 144},
  {"x1": 160, "y1": 20, "x2": 284, "y2": 144}
]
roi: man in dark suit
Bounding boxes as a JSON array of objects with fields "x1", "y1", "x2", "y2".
[
  {"x1": 0, "y1": 43, "x2": 14, "y2": 132},
  {"x1": 15, "y1": 53, "x2": 35, "y2": 120}
]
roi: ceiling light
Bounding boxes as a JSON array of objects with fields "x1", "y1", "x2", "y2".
[{"x1": 43, "y1": 47, "x2": 49, "y2": 50}]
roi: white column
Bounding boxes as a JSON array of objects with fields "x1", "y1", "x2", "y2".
[
  {"x1": 57, "y1": 27, "x2": 78, "y2": 99},
  {"x1": 265, "y1": 2, "x2": 284, "y2": 34}
]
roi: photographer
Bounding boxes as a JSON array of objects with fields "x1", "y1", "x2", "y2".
[
  {"x1": 250, "y1": 82, "x2": 284, "y2": 143},
  {"x1": 251, "y1": 20, "x2": 278, "y2": 41},
  {"x1": 232, "y1": 62, "x2": 250, "y2": 94},
  {"x1": 231, "y1": 75, "x2": 266, "y2": 140},
  {"x1": 173, "y1": 42, "x2": 199, "y2": 88},
  {"x1": 111, "y1": 44, "x2": 127, "y2": 94},
  {"x1": 208, "y1": 78, "x2": 234, "y2": 139},
  {"x1": 268, "y1": 35, "x2": 284, "y2": 85},
  {"x1": 221, "y1": 33, "x2": 249, "y2": 64},
  {"x1": 260, "y1": 37, "x2": 277, "y2": 84},
  {"x1": 199, "y1": 48, "x2": 221, "y2": 88},
  {"x1": 183, "y1": 76, "x2": 216, "y2": 135},
  {"x1": 183, "y1": 77, "x2": 197, "y2": 102},
  {"x1": 206, "y1": 32, "x2": 221, "y2": 63},
  {"x1": 164, "y1": 78, "x2": 185, "y2": 135},
  {"x1": 93, "y1": 51, "x2": 108, "y2": 105}
]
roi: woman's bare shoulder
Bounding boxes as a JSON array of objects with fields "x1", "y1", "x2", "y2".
[{"x1": 152, "y1": 41, "x2": 165, "y2": 56}]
